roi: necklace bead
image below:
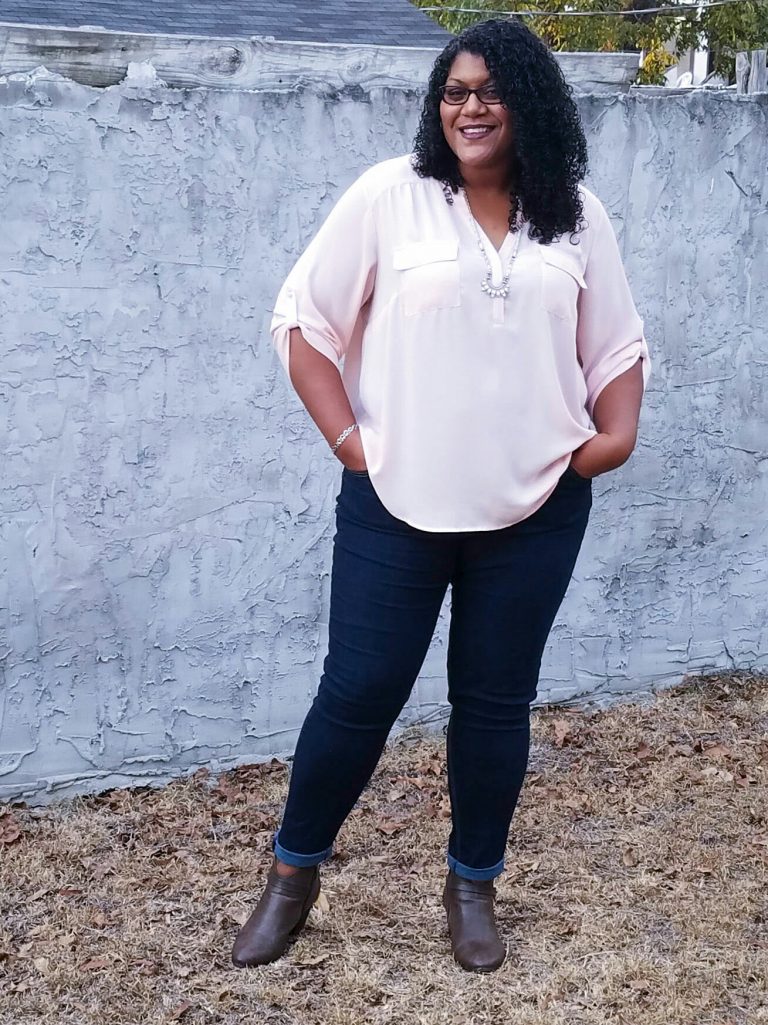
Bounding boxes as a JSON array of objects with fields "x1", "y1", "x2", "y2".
[{"x1": 462, "y1": 188, "x2": 523, "y2": 301}]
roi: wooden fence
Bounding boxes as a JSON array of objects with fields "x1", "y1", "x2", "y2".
[
  {"x1": 736, "y1": 49, "x2": 767, "y2": 94},
  {"x1": 0, "y1": 20, "x2": 639, "y2": 93}
]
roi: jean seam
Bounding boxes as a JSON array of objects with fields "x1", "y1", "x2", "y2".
[{"x1": 446, "y1": 713, "x2": 461, "y2": 865}]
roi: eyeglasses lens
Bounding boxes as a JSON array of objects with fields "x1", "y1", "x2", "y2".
[{"x1": 440, "y1": 85, "x2": 501, "y2": 105}]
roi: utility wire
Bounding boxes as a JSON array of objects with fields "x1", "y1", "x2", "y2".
[{"x1": 420, "y1": 0, "x2": 756, "y2": 17}]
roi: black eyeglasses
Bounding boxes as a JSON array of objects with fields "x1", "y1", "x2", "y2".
[{"x1": 438, "y1": 83, "x2": 502, "y2": 106}]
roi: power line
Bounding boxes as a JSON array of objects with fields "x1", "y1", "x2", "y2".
[{"x1": 419, "y1": 0, "x2": 754, "y2": 17}]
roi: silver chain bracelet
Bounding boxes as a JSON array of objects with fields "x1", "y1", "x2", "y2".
[{"x1": 331, "y1": 423, "x2": 359, "y2": 455}]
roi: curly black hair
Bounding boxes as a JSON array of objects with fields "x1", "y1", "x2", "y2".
[{"x1": 412, "y1": 18, "x2": 588, "y2": 244}]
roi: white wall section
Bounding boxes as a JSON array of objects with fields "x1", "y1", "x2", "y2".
[{"x1": 1, "y1": 67, "x2": 766, "y2": 802}]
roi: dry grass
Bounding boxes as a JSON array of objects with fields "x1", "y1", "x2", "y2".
[{"x1": 2, "y1": 674, "x2": 767, "y2": 1025}]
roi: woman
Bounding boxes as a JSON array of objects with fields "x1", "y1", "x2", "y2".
[{"x1": 232, "y1": 18, "x2": 649, "y2": 973}]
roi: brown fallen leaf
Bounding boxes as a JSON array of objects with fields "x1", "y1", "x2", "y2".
[
  {"x1": 375, "y1": 818, "x2": 407, "y2": 836},
  {"x1": 564, "y1": 795, "x2": 590, "y2": 811},
  {"x1": 314, "y1": 891, "x2": 330, "y2": 914},
  {"x1": 703, "y1": 743, "x2": 732, "y2": 759},
  {"x1": 393, "y1": 775, "x2": 421, "y2": 789},
  {"x1": 553, "y1": 920, "x2": 577, "y2": 936},
  {"x1": 167, "y1": 1000, "x2": 192, "y2": 1021},
  {"x1": 0, "y1": 811, "x2": 22, "y2": 845},
  {"x1": 134, "y1": 959, "x2": 160, "y2": 976},
  {"x1": 387, "y1": 789, "x2": 407, "y2": 802},
  {"x1": 295, "y1": 952, "x2": 330, "y2": 967},
  {"x1": 699, "y1": 766, "x2": 734, "y2": 781},
  {"x1": 416, "y1": 756, "x2": 444, "y2": 777},
  {"x1": 81, "y1": 956, "x2": 111, "y2": 972},
  {"x1": 552, "y1": 720, "x2": 572, "y2": 748}
]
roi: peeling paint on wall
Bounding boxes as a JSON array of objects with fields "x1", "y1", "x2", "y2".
[{"x1": 1, "y1": 69, "x2": 766, "y2": 803}]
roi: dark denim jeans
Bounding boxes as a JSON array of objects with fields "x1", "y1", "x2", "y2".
[{"x1": 274, "y1": 464, "x2": 592, "y2": 880}]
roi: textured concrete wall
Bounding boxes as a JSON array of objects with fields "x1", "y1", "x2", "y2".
[{"x1": 1, "y1": 68, "x2": 766, "y2": 802}]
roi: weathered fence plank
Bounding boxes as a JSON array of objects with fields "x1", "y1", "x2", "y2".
[
  {"x1": 750, "y1": 49, "x2": 768, "y2": 94},
  {"x1": 0, "y1": 20, "x2": 639, "y2": 93},
  {"x1": 736, "y1": 51, "x2": 750, "y2": 94},
  {"x1": 736, "y1": 49, "x2": 768, "y2": 94}
]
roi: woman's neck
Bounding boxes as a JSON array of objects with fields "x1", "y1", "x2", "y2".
[{"x1": 459, "y1": 163, "x2": 513, "y2": 197}]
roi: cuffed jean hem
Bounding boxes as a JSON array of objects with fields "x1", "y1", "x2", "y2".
[
  {"x1": 273, "y1": 830, "x2": 333, "y2": 868},
  {"x1": 447, "y1": 853, "x2": 505, "y2": 882}
]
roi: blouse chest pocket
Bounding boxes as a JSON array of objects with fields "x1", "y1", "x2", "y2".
[
  {"x1": 539, "y1": 246, "x2": 587, "y2": 323},
  {"x1": 393, "y1": 240, "x2": 461, "y2": 318}
]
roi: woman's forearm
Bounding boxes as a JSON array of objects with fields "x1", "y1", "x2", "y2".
[
  {"x1": 571, "y1": 358, "x2": 644, "y2": 478},
  {"x1": 591, "y1": 358, "x2": 645, "y2": 459},
  {"x1": 287, "y1": 328, "x2": 366, "y2": 469}
]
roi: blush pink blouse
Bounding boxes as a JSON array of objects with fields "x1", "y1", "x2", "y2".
[{"x1": 271, "y1": 155, "x2": 650, "y2": 532}]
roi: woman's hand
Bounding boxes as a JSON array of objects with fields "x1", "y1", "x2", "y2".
[
  {"x1": 337, "y1": 430, "x2": 368, "y2": 474},
  {"x1": 569, "y1": 431, "x2": 634, "y2": 480}
]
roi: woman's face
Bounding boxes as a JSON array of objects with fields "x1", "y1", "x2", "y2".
[{"x1": 439, "y1": 51, "x2": 513, "y2": 179}]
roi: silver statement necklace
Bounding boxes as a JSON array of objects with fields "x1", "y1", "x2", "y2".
[{"x1": 462, "y1": 188, "x2": 524, "y2": 300}]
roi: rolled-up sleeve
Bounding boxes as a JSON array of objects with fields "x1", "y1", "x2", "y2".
[
  {"x1": 270, "y1": 172, "x2": 378, "y2": 377},
  {"x1": 576, "y1": 199, "x2": 650, "y2": 418}
]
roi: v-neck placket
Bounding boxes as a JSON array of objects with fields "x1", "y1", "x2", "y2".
[{"x1": 459, "y1": 190, "x2": 517, "y2": 325}]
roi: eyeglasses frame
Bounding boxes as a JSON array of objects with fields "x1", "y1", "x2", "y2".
[{"x1": 438, "y1": 84, "x2": 504, "y2": 106}]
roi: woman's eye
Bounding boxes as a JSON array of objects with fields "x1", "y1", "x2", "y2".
[
  {"x1": 443, "y1": 87, "x2": 468, "y2": 102},
  {"x1": 481, "y1": 86, "x2": 500, "y2": 100}
]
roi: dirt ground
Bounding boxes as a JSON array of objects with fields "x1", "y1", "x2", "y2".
[{"x1": 2, "y1": 673, "x2": 766, "y2": 1025}]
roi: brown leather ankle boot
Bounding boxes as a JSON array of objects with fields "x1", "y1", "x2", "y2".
[
  {"x1": 442, "y1": 870, "x2": 506, "y2": 973},
  {"x1": 231, "y1": 859, "x2": 321, "y2": 967}
]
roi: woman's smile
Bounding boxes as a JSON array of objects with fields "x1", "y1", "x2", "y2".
[{"x1": 458, "y1": 124, "x2": 496, "y2": 139}]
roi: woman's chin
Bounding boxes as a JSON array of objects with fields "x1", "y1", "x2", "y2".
[{"x1": 456, "y1": 148, "x2": 505, "y2": 173}]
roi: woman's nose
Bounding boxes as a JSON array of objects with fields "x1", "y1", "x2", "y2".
[{"x1": 462, "y1": 92, "x2": 488, "y2": 115}]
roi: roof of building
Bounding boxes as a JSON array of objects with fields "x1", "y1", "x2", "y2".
[{"x1": 1, "y1": 1, "x2": 451, "y2": 46}]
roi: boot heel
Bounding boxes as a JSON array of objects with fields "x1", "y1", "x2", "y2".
[{"x1": 289, "y1": 876, "x2": 321, "y2": 938}]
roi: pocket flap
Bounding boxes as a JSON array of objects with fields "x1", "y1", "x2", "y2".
[
  {"x1": 393, "y1": 239, "x2": 459, "y2": 271},
  {"x1": 540, "y1": 246, "x2": 587, "y2": 289}
]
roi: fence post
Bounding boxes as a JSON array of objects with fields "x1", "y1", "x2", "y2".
[
  {"x1": 736, "y1": 49, "x2": 768, "y2": 93},
  {"x1": 751, "y1": 49, "x2": 768, "y2": 93}
]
